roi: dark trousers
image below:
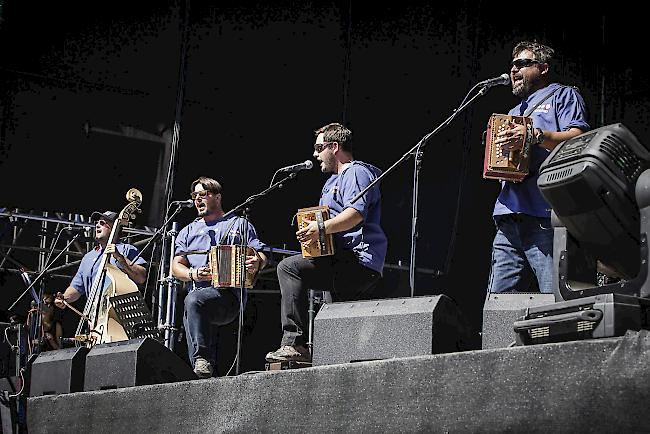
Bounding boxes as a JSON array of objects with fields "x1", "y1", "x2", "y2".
[
  {"x1": 183, "y1": 286, "x2": 240, "y2": 367},
  {"x1": 277, "y1": 250, "x2": 380, "y2": 347}
]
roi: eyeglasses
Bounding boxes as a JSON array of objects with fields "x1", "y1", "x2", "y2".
[
  {"x1": 96, "y1": 219, "x2": 110, "y2": 227},
  {"x1": 191, "y1": 190, "x2": 214, "y2": 200},
  {"x1": 511, "y1": 58, "x2": 540, "y2": 69},
  {"x1": 314, "y1": 141, "x2": 334, "y2": 153}
]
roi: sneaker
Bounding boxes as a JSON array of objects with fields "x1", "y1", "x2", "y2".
[
  {"x1": 193, "y1": 357, "x2": 213, "y2": 379},
  {"x1": 265, "y1": 345, "x2": 311, "y2": 363}
]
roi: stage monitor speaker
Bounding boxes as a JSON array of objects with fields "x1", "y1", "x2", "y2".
[
  {"x1": 28, "y1": 346, "x2": 89, "y2": 396},
  {"x1": 482, "y1": 292, "x2": 555, "y2": 349},
  {"x1": 313, "y1": 295, "x2": 469, "y2": 366},
  {"x1": 84, "y1": 337, "x2": 196, "y2": 391}
]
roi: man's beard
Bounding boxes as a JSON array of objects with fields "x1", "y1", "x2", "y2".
[{"x1": 512, "y1": 75, "x2": 540, "y2": 99}]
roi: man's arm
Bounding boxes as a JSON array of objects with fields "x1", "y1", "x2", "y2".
[
  {"x1": 106, "y1": 244, "x2": 147, "y2": 284},
  {"x1": 298, "y1": 207, "x2": 363, "y2": 244},
  {"x1": 536, "y1": 127, "x2": 585, "y2": 151},
  {"x1": 54, "y1": 286, "x2": 83, "y2": 309}
]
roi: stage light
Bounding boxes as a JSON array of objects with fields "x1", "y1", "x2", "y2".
[{"x1": 537, "y1": 123, "x2": 650, "y2": 298}]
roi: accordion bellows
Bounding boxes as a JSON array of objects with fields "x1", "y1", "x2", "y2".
[
  {"x1": 209, "y1": 245, "x2": 257, "y2": 289},
  {"x1": 296, "y1": 205, "x2": 335, "y2": 258},
  {"x1": 483, "y1": 114, "x2": 533, "y2": 182}
]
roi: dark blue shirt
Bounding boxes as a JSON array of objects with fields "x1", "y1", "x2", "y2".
[
  {"x1": 494, "y1": 83, "x2": 590, "y2": 217},
  {"x1": 175, "y1": 215, "x2": 266, "y2": 294},
  {"x1": 319, "y1": 161, "x2": 387, "y2": 274},
  {"x1": 70, "y1": 243, "x2": 146, "y2": 295}
]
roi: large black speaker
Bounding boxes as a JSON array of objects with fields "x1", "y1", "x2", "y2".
[
  {"x1": 29, "y1": 346, "x2": 89, "y2": 396},
  {"x1": 313, "y1": 295, "x2": 469, "y2": 366},
  {"x1": 84, "y1": 337, "x2": 196, "y2": 391},
  {"x1": 482, "y1": 292, "x2": 555, "y2": 349}
]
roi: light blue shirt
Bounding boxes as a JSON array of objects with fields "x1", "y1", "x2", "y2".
[
  {"x1": 319, "y1": 161, "x2": 388, "y2": 274},
  {"x1": 494, "y1": 83, "x2": 590, "y2": 217},
  {"x1": 71, "y1": 243, "x2": 146, "y2": 295}
]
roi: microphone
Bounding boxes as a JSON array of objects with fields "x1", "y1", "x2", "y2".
[
  {"x1": 478, "y1": 73, "x2": 511, "y2": 87},
  {"x1": 277, "y1": 160, "x2": 314, "y2": 173},
  {"x1": 171, "y1": 199, "x2": 194, "y2": 208},
  {"x1": 62, "y1": 225, "x2": 88, "y2": 231}
]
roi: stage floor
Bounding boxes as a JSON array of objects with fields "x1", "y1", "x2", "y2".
[{"x1": 27, "y1": 331, "x2": 650, "y2": 433}]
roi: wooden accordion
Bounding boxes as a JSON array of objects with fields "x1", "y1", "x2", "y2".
[
  {"x1": 208, "y1": 245, "x2": 257, "y2": 289},
  {"x1": 296, "y1": 205, "x2": 335, "y2": 258},
  {"x1": 483, "y1": 114, "x2": 533, "y2": 182}
]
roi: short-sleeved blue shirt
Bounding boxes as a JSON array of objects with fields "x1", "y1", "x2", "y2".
[
  {"x1": 494, "y1": 83, "x2": 590, "y2": 217},
  {"x1": 319, "y1": 161, "x2": 388, "y2": 274},
  {"x1": 70, "y1": 243, "x2": 146, "y2": 295},
  {"x1": 175, "y1": 215, "x2": 266, "y2": 295}
]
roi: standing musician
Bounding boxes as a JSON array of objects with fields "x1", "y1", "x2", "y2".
[
  {"x1": 487, "y1": 41, "x2": 590, "y2": 294},
  {"x1": 265, "y1": 122, "x2": 387, "y2": 363},
  {"x1": 171, "y1": 176, "x2": 267, "y2": 378},
  {"x1": 54, "y1": 211, "x2": 147, "y2": 311}
]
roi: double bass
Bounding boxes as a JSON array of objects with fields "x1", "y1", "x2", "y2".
[{"x1": 75, "y1": 188, "x2": 143, "y2": 347}]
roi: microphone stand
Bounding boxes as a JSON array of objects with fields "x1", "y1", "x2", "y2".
[
  {"x1": 7, "y1": 232, "x2": 82, "y2": 313},
  {"x1": 350, "y1": 83, "x2": 496, "y2": 296},
  {"x1": 223, "y1": 171, "x2": 298, "y2": 375}
]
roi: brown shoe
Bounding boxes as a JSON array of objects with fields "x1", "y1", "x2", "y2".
[{"x1": 265, "y1": 345, "x2": 311, "y2": 363}]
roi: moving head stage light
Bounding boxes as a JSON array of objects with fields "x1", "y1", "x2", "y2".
[{"x1": 514, "y1": 123, "x2": 650, "y2": 345}]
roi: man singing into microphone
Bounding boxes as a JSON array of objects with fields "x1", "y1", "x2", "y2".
[
  {"x1": 265, "y1": 122, "x2": 387, "y2": 363},
  {"x1": 171, "y1": 176, "x2": 267, "y2": 378},
  {"x1": 487, "y1": 41, "x2": 590, "y2": 295}
]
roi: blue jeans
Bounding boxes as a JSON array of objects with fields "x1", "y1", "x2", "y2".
[
  {"x1": 488, "y1": 214, "x2": 554, "y2": 294},
  {"x1": 183, "y1": 286, "x2": 240, "y2": 368}
]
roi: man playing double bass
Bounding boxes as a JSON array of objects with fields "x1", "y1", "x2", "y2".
[{"x1": 54, "y1": 210, "x2": 147, "y2": 313}]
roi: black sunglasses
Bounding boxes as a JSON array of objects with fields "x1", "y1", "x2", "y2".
[{"x1": 511, "y1": 58, "x2": 540, "y2": 69}]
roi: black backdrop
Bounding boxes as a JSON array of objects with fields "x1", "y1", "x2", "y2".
[{"x1": 1, "y1": 1, "x2": 649, "y2": 373}]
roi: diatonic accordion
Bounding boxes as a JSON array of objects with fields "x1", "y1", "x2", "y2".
[
  {"x1": 208, "y1": 244, "x2": 257, "y2": 289},
  {"x1": 296, "y1": 205, "x2": 335, "y2": 258},
  {"x1": 483, "y1": 114, "x2": 533, "y2": 182}
]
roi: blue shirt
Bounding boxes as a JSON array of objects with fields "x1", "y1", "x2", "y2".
[
  {"x1": 494, "y1": 83, "x2": 590, "y2": 218},
  {"x1": 319, "y1": 161, "x2": 388, "y2": 274},
  {"x1": 71, "y1": 243, "x2": 146, "y2": 295},
  {"x1": 175, "y1": 215, "x2": 266, "y2": 295}
]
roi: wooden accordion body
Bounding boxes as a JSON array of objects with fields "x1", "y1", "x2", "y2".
[
  {"x1": 296, "y1": 205, "x2": 335, "y2": 258},
  {"x1": 209, "y1": 245, "x2": 257, "y2": 289},
  {"x1": 483, "y1": 114, "x2": 533, "y2": 182}
]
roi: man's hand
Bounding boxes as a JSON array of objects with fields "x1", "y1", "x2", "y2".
[
  {"x1": 194, "y1": 265, "x2": 212, "y2": 282},
  {"x1": 105, "y1": 243, "x2": 126, "y2": 264},
  {"x1": 297, "y1": 220, "x2": 320, "y2": 245},
  {"x1": 245, "y1": 254, "x2": 262, "y2": 272},
  {"x1": 495, "y1": 122, "x2": 526, "y2": 151},
  {"x1": 54, "y1": 292, "x2": 66, "y2": 310}
]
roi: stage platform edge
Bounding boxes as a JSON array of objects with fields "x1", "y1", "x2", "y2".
[{"x1": 27, "y1": 330, "x2": 650, "y2": 433}]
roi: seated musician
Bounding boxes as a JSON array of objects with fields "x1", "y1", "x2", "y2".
[
  {"x1": 171, "y1": 176, "x2": 267, "y2": 378},
  {"x1": 487, "y1": 41, "x2": 589, "y2": 294},
  {"x1": 265, "y1": 122, "x2": 387, "y2": 363},
  {"x1": 54, "y1": 211, "x2": 147, "y2": 311}
]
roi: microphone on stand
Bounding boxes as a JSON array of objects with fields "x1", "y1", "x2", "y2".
[
  {"x1": 62, "y1": 225, "x2": 88, "y2": 231},
  {"x1": 277, "y1": 160, "x2": 314, "y2": 173},
  {"x1": 477, "y1": 73, "x2": 511, "y2": 87},
  {"x1": 170, "y1": 199, "x2": 194, "y2": 208}
]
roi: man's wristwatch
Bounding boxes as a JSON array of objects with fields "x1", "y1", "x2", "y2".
[{"x1": 534, "y1": 128, "x2": 545, "y2": 145}]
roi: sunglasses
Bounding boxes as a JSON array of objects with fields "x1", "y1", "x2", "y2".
[
  {"x1": 511, "y1": 58, "x2": 540, "y2": 69},
  {"x1": 191, "y1": 190, "x2": 215, "y2": 200},
  {"x1": 314, "y1": 141, "x2": 334, "y2": 153},
  {"x1": 96, "y1": 219, "x2": 111, "y2": 227}
]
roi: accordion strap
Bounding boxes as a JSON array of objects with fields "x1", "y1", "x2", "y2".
[{"x1": 523, "y1": 85, "x2": 575, "y2": 117}]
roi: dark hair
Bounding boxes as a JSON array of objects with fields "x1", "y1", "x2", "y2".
[
  {"x1": 315, "y1": 122, "x2": 353, "y2": 153},
  {"x1": 513, "y1": 41, "x2": 554, "y2": 65},
  {"x1": 190, "y1": 176, "x2": 223, "y2": 195}
]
